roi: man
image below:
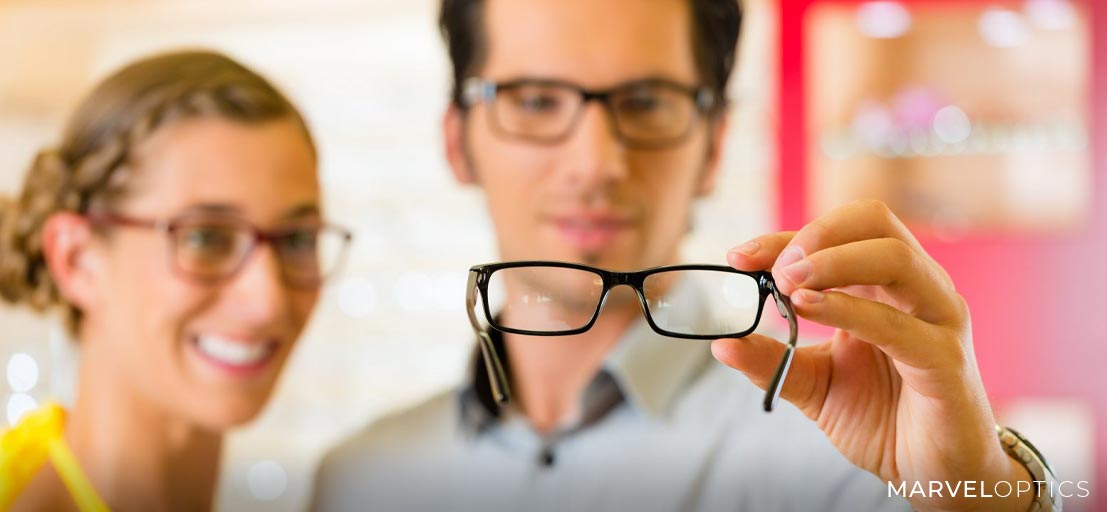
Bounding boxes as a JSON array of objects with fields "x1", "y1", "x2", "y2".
[{"x1": 314, "y1": 1, "x2": 1053, "y2": 511}]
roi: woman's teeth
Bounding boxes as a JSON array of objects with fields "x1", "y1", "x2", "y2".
[{"x1": 195, "y1": 335, "x2": 273, "y2": 366}]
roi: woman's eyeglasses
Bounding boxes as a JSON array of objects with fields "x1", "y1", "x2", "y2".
[
  {"x1": 86, "y1": 213, "x2": 353, "y2": 289},
  {"x1": 466, "y1": 261, "x2": 797, "y2": 412}
]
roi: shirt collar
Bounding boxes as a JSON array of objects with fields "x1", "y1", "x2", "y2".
[{"x1": 601, "y1": 277, "x2": 714, "y2": 419}]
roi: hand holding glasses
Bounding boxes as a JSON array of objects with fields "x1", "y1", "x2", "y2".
[
  {"x1": 466, "y1": 261, "x2": 798, "y2": 412},
  {"x1": 86, "y1": 213, "x2": 353, "y2": 288}
]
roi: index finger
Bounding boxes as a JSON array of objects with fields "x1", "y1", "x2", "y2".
[
  {"x1": 785, "y1": 199, "x2": 926, "y2": 260},
  {"x1": 726, "y1": 231, "x2": 796, "y2": 271},
  {"x1": 770, "y1": 200, "x2": 945, "y2": 293}
]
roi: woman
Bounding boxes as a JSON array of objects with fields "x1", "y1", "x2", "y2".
[{"x1": 0, "y1": 50, "x2": 351, "y2": 511}]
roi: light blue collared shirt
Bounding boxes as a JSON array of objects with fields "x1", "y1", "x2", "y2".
[{"x1": 313, "y1": 280, "x2": 911, "y2": 512}]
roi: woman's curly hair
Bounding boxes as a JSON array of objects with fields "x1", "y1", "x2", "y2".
[{"x1": 0, "y1": 49, "x2": 314, "y2": 332}]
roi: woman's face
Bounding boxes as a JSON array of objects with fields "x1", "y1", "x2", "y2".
[{"x1": 82, "y1": 117, "x2": 322, "y2": 429}]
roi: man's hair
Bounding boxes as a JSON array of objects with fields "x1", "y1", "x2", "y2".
[{"x1": 439, "y1": 0, "x2": 743, "y2": 114}]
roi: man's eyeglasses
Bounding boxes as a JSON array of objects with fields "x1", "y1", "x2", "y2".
[
  {"x1": 466, "y1": 261, "x2": 797, "y2": 412},
  {"x1": 86, "y1": 213, "x2": 353, "y2": 289},
  {"x1": 461, "y1": 78, "x2": 718, "y2": 150}
]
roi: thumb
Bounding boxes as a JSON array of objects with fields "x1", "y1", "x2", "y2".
[{"x1": 711, "y1": 334, "x2": 829, "y2": 420}]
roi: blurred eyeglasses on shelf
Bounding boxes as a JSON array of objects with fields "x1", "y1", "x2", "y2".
[{"x1": 465, "y1": 261, "x2": 797, "y2": 412}]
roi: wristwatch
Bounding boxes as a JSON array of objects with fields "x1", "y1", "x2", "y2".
[{"x1": 997, "y1": 425, "x2": 1062, "y2": 512}]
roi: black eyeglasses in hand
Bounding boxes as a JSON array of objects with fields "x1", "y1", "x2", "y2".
[{"x1": 465, "y1": 261, "x2": 798, "y2": 412}]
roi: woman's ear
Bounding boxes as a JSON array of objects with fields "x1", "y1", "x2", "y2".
[
  {"x1": 697, "y1": 113, "x2": 730, "y2": 197},
  {"x1": 41, "y1": 212, "x2": 102, "y2": 312},
  {"x1": 443, "y1": 104, "x2": 477, "y2": 185}
]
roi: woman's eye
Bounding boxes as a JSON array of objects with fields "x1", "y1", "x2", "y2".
[
  {"x1": 183, "y1": 227, "x2": 235, "y2": 252},
  {"x1": 281, "y1": 230, "x2": 318, "y2": 252}
]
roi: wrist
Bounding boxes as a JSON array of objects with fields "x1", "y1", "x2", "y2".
[{"x1": 959, "y1": 455, "x2": 1035, "y2": 512}]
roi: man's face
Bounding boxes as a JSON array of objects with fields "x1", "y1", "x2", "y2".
[{"x1": 446, "y1": 0, "x2": 728, "y2": 273}]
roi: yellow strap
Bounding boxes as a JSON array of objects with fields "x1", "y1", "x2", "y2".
[
  {"x1": 0, "y1": 403, "x2": 61, "y2": 509},
  {"x1": 0, "y1": 402, "x2": 110, "y2": 512},
  {"x1": 46, "y1": 436, "x2": 110, "y2": 512}
]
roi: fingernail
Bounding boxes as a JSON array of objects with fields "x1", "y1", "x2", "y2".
[
  {"x1": 794, "y1": 289, "x2": 824, "y2": 305},
  {"x1": 730, "y1": 240, "x2": 761, "y2": 257},
  {"x1": 775, "y1": 246, "x2": 805, "y2": 270},
  {"x1": 781, "y1": 258, "x2": 812, "y2": 286}
]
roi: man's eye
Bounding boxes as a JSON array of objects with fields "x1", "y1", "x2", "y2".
[
  {"x1": 619, "y1": 93, "x2": 662, "y2": 112},
  {"x1": 515, "y1": 94, "x2": 561, "y2": 112}
]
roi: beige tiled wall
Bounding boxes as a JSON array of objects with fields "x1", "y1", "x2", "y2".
[{"x1": 0, "y1": 1, "x2": 777, "y2": 509}]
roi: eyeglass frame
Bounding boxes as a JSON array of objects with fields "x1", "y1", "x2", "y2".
[
  {"x1": 460, "y1": 77, "x2": 719, "y2": 150},
  {"x1": 85, "y1": 212, "x2": 354, "y2": 289},
  {"x1": 466, "y1": 260, "x2": 798, "y2": 412}
]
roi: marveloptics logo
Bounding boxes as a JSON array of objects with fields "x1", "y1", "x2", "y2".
[{"x1": 888, "y1": 480, "x2": 1091, "y2": 500}]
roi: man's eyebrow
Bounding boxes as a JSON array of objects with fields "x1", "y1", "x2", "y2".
[
  {"x1": 499, "y1": 74, "x2": 688, "y2": 87},
  {"x1": 181, "y1": 203, "x2": 240, "y2": 215},
  {"x1": 283, "y1": 203, "x2": 321, "y2": 219}
]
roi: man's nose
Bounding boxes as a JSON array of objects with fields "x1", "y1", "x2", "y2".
[{"x1": 556, "y1": 100, "x2": 629, "y2": 193}]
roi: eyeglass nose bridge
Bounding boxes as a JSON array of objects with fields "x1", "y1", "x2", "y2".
[
  {"x1": 569, "y1": 89, "x2": 625, "y2": 144},
  {"x1": 217, "y1": 234, "x2": 283, "y2": 286},
  {"x1": 600, "y1": 272, "x2": 654, "y2": 313},
  {"x1": 606, "y1": 271, "x2": 635, "y2": 286},
  {"x1": 585, "y1": 274, "x2": 652, "y2": 334},
  {"x1": 579, "y1": 89, "x2": 613, "y2": 106}
]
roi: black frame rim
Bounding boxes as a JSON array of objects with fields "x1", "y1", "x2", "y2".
[{"x1": 470, "y1": 260, "x2": 771, "y2": 339}]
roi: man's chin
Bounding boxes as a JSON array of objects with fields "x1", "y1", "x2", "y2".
[
  {"x1": 561, "y1": 251, "x2": 644, "y2": 271},
  {"x1": 508, "y1": 236, "x2": 645, "y2": 269}
]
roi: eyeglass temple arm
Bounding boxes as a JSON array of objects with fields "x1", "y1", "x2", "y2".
[
  {"x1": 466, "y1": 272, "x2": 511, "y2": 405},
  {"x1": 763, "y1": 280, "x2": 798, "y2": 412}
]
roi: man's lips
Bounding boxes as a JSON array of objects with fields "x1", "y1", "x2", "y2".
[{"x1": 547, "y1": 215, "x2": 635, "y2": 252}]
